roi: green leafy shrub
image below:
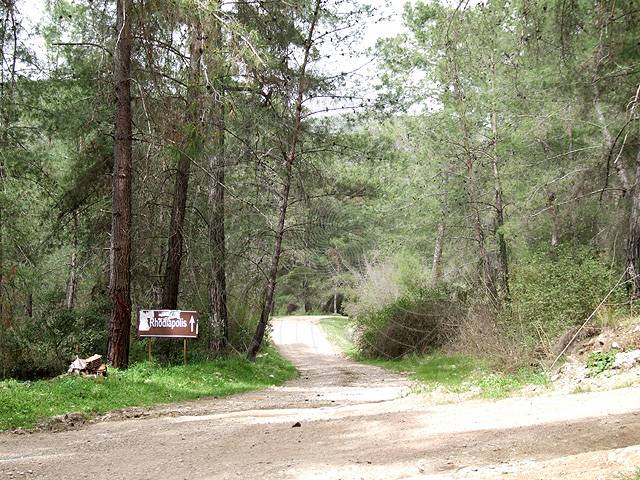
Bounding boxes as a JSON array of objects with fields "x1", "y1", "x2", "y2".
[
  {"x1": 0, "y1": 303, "x2": 108, "y2": 380},
  {"x1": 586, "y1": 350, "x2": 617, "y2": 375},
  {"x1": 353, "y1": 286, "x2": 465, "y2": 358},
  {"x1": 509, "y1": 246, "x2": 624, "y2": 350},
  {"x1": 346, "y1": 252, "x2": 466, "y2": 358}
]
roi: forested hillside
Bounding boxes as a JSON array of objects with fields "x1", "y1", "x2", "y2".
[{"x1": 1, "y1": 0, "x2": 639, "y2": 378}]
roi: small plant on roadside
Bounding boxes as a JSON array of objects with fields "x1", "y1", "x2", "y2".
[{"x1": 586, "y1": 350, "x2": 617, "y2": 375}]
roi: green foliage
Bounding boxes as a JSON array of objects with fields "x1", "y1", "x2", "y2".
[
  {"x1": 510, "y1": 247, "x2": 624, "y2": 344},
  {"x1": 322, "y1": 312, "x2": 549, "y2": 398},
  {"x1": 3, "y1": 0, "x2": 640, "y2": 378},
  {"x1": 345, "y1": 252, "x2": 465, "y2": 358},
  {"x1": 352, "y1": 288, "x2": 462, "y2": 358},
  {"x1": 475, "y1": 370, "x2": 550, "y2": 399},
  {"x1": 0, "y1": 303, "x2": 109, "y2": 380},
  {"x1": 362, "y1": 353, "x2": 479, "y2": 387},
  {"x1": 0, "y1": 347, "x2": 296, "y2": 431},
  {"x1": 587, "y1": 350, "x2": 617, "y2": 376}
]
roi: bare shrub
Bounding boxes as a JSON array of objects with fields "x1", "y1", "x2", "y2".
[
  {"x1": 354, "y1": 291, "x2": 464, "y2": 358},
  {"x1": 344, "y1": 255, "x2": 404, "y2": 320},
  {"x1": 345, "y1": 252, "x2": 465, "y2": 358},
  {"x1": 448, "y1": 303, "x2": 532, "y2": 369}
]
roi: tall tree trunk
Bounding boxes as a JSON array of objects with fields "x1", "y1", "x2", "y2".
[
  {"x1": 207, "y1": 10, "x2": 228, "y2": 351},
  {"x1": 107, "y1": 0, "x2": 133, "y2": 369},
  {"x1": 0, "y1": 3, "x2": 17, "y2": 326},
  {"x1": 431, "y1": 221, "x2": 445, "y2": 283},
  {"x1": 247, "y1": 0, "x2": 322, "y2": 361},
  {"x1": 444, "y1": 32, "x2": 495, "y2": 301},
  {"x1": 490, "y1": 110, "x2": 510, "y2": 301},
  {"x1": 465, "y1": 153, "x2": 495, "y2": 299},
  {"x1": 161, "y1": 21, "x2": 203, "y2": 309},
  {"x1": 66, "y1": 212, "x2": 78, "y2": 309},
  {"x1": 625, "y1": 150, "x2": 640, "y2": 297},
  {"x1": 207, "y1": 94, "x2": 228, "y2": 350}
]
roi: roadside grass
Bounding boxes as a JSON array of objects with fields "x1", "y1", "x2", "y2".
[
  {"x1": 0, "y1": 347, "x2": 296, "y2": 431},
  {"x1": 320, "y1": 316, "x2": 549, "y2": 399},
  {"x1": 319, "y1": 316, "x2": 354, "y2": 354}
]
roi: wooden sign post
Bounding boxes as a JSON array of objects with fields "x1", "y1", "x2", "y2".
[
  {"x1": 183, "y1": 339, "x2": 188, "y2": 365},
  {"x1": 137, "y1": 310, "x2": 199, "y2": 364}
]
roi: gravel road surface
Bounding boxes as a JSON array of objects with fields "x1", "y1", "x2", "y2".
[{"x1": 2, "y1": 315, "x2": 640, "y2": 479}]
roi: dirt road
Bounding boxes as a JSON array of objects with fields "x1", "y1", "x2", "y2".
[{"x1": 2, "y1": 315, "x2": 640, "y2": 479}]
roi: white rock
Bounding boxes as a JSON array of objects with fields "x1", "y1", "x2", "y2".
[{"x1": 613, "y1": 350, "x2": 640, "y2": 370}]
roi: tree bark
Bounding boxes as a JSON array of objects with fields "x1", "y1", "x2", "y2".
[
  {"x1": 206, "y1": 10, "x2": 228, "y2": 351},
  {"x1": 66, "y1": 212, "x2": 78, "y2": 309},
  {"x1": 625, "y1": 148, "x2": 640, "y2": 297},
  {"x1": 107, "y1": 0, "x2": 133, "y2": 369},
  {"x1": 161, "y1": 21, "x2": 203, "y2": 309},
  {"x1": 490, "y1": 110, "x2": 510, "y2": 301},
  {"x1": 431, "y1": 221, "x2": 445, "y2": 283},
  {"x1": 246, "y1": 0, "x2": 322, "y2": 361},
  {"x1": 207, "y1": 92, "x2": 228, "y2": 350}
]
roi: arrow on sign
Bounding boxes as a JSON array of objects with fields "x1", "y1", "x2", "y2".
[{"x1": 190, "y1": 316, "x2": 195, "y2": 333}]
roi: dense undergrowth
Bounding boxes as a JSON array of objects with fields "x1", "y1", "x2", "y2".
[
  {"x1": 343, "y1": 247, "x2": 625, "y2": 368},
  {"x1": 0, "y1": 295, "x2": 264, "y2": 381},
  {"x1": 320, "y1": 317, "x2": 549, "y2": 398},
  {"x1": 0, "y1": 347, "x2": 296, "y2": 431}
]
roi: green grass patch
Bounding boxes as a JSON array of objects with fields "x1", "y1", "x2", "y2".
[
  {"x1": 319, "y1": 316, "x2": 354, "y2": 354},
  {"x1": 359, "y1": 353, "x2": 549, "y2": 399},
  {"x1": 319, "y1": 316, "x2": 548, "y2": 399},
  {"x1": 0, "y1": 347, "x2": 296, "y2": 431}
]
